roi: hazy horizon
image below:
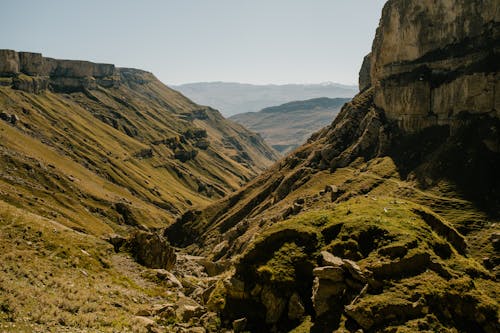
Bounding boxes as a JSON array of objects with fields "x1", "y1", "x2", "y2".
[{"x1": 1, "y1": 0, "x2": 386, "y2": 86}]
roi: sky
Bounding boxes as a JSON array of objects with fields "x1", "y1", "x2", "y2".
[{"x1": 1, "y1": 0, "x2": 386, "y2": 85}]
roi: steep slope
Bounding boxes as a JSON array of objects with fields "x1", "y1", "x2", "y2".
[
  {"x1": 0, "y1": 50, "x2": 279, "y2": 332},
  {"x1": 0, "y1": 50, "x2": 278, "y2": 235},
  {"x1": 165, "y1": 1, "x2": 500, "y2": 332},
  {"x1": 172, "y1": 82, "x2": 357, "y2": 117},
  {"x1": 230, "y1": 98, "x2": 350, "y2": 155}
]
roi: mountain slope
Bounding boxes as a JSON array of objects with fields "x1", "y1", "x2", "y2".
[
  {"x1": 0, "y1": 50, "x2": 278, "y2": 235},
  {"x1": 172, "y1": 82, "x2": 357, "y2": 117},
  {"x1": 165, "y1": 1, "x2": 500, "y2": 331},
  {"x1": 0, "y1": 50, "x2": 279, "y2": 332},
  {"x1": 230, "y1": 97, "x2": 350, "y2": 154}
]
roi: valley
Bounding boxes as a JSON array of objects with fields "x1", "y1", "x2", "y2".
[
  {"x1": 0, "y1": 0, "x2": 499, "y2": 332},
  {"x1": 230, "y1": 98, "x2": 350, "y2": 155}
]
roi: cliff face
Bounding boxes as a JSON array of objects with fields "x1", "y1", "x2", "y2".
[
  {"x1": 368, "y1": 0, "x2": 499, "y2": 132},
  {"x1": 164, "y1": 1, "x2": 499, "y2": 332},
  {"x1": 0, "y1": 49, "x2": 119, "y2": 93}
]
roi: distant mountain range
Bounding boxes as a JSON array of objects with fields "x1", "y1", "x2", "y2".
[
  {"x1": 171, "y1": 82, "x2": 358, "y2": 117},
  {"x1": 230, "y1": 97, "x2": 350, "y2": 155}
]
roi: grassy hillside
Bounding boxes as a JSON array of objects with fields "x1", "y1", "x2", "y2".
[
  {"x1": 0, "y1": 67, "x2": 278, "y2": 235},
  {"x1": 166, "y1": 90, "x2": 500, "y2": 332},
  {"x1": 230, "y1": 98, "x2": 349, "y2": 154},
  {"x1": 0, "y1": 56, "x2": 279, "y2": 332}
]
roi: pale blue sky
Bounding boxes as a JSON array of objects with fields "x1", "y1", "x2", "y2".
[{"x1": 1, "y1": 0, "x2": 386, "y2": 85}]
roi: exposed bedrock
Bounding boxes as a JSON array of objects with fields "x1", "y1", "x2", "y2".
[
  {"x1": 364, "y1": 0, "x2": 499, "y2": 133},
  {"x1": 0, "y1": 49, "x2": 122, "y2": 93}
]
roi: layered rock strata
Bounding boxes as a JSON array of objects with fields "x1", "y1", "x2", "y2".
[
  {"x1": 0, "y1": 49, "x2": 119, "y2": 93},
  {"x1": 367, "y1": 0, "x2": 499, "y2": 132}
]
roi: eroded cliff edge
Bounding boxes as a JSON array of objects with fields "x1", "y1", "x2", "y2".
[
  {"x1": 0, "y1": 49, "x2": 119, "y2": 93},
  {"x1": 369, "y1": 0, "x2": 499, "y2": 132}
]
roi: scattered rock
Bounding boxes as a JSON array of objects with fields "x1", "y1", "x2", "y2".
[
  {"x1": 134, "y1": 316, "x2": 156, "y2": 332},
  {"x1": 9, "y1": 114, "x2": 19, "y2": 125},
  {"x1": 156, "y1": 269, "x2": 183, "y2": 288},
  {"x1": 232, "y1": 318, "x2": 247, "y2": 332},
  {"x1": 195, "y1": 258, "x2": 230, "y2": 277},
  {"x1": 261, "y1": 285, "x2": 286, "y2": 324},
  {"x1": 0, "y1": 112, "x2": 10, "y2": 121},
  {"x1": 313, "y1": 266, "x2": 344, "y2": 282},
  {"x1": 370, "y1": 252, "x2": 430, "y2": 278},
  {"x1": 320, "y1": 251, "x2": 344, "y2": 267},
  {"x1": 288, "y1": 293, "x2": 305, "y2": 321},
  {"x1": 106, "y1": 234, "x2": 127, "y2": 252},
  {"x1": 175, "y1": 296, "x2": 204, "y2": 322},
  {"x1": 128, "y1": 231, "x2": 176, "y2": 270},
  {"x1": 136, "y1": 308, "x2": 153, "y2": 317},
  {"x1": 342, "y1": 259, "x2": 366, "y2": 283},
  {"x1": 312, "y1": 276, "x2": 346, "y2": 317}
]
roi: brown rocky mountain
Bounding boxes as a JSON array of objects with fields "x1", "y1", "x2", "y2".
[{"x1": 165, "y1": 0, "x2": 500, "y2": 331}]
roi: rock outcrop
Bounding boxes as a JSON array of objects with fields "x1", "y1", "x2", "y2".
[
  {"x1": 0, "y1": 49, "x2": 120, "y2": 93},
  {"x1": 358, "y1": 53, "x2": 372, "y2": 92},
  {"x1": 368, "y1": 0, "x2": 499, "y2": 132},
  {"x1": 127, "y1": 231, "x2": 177, "y2": 270}
]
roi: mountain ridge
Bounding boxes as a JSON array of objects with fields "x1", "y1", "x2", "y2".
[
  {"x1": 172, "y1": 81, "x2": 357, "y2": 117},
  {"x1": 230, "y1": 97, "x2": 350, "y2": 155},
  {"x1": 0, "y1": 49, "x2": 279, "y2": 232}
]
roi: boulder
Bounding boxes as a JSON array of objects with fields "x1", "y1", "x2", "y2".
[
  {"x1": 155, "y1": 269, "x2": 183, "y2": 288},
  {"x1": 195, "y1": 258, "x2": 230, "y2": 277},
  {"x1": 261, "y1": 285, "x2": 286, "y2": 324},
  {"x1": 313, "y1": 266, "x2": 344, "y2": 282},
  {"x1": 320, "y1": 251, "x2": 344, "y2": 267},
  {"x1": 134, "y1": 316, "x2": 156, "y2": 332},
  {"x1": 224, "y1": 277, "x2": 246, "y2": 299},
  {"x1": 312, "y1": 277, "x2": 346, "y2": 317},
  {"x1": 232, "y1": 318, "x2": 247, "y2": 332},
  {"x1": 175, "y1": 149, "x2": 198, "y2": 162},
  {"x1": 370, "y1": 252, "x2": 430, "y2": 278},
  {"x1": 342, "y1": 259, "x2": 366, "y2": 283},
  {"x1": 199, "y1": 312, "x2": 220, "y2": 332},
  {"x1": 175, "y1": 296, "x2": 204, "y2": 322},
  {"x1": 345, "y1": 297, "x2": 424, "y2": 331},
  {"x1": 128, "y1": 231, "x2": 176, "y2": 270},
  {"x1": 288, "y1": 293, "x2": 305, "y2": 321}
]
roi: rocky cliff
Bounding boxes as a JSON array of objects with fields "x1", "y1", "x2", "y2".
[
  {"x1": 368, "y1": 0, "x2": 499, "y2": 132},
  {"x1": 164, "y1": 1, "x2": 500, "y2": 332},
  {"x1": 0, "y1": 49, "x2": 119, "y2": 93}
]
